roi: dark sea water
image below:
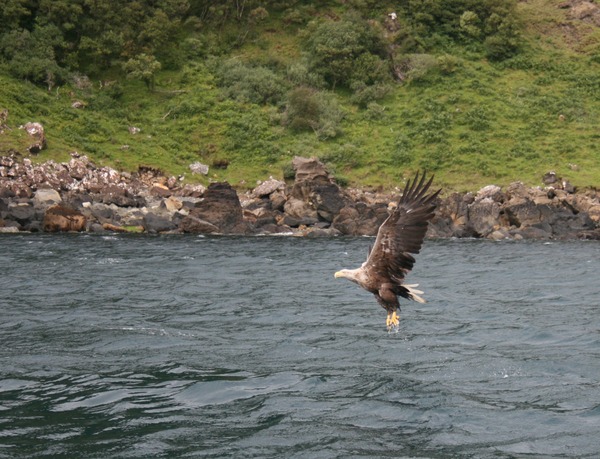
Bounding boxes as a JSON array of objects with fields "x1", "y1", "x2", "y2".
[{"x1": 1, "y1": 234, "x2": 599, "y2": 458}]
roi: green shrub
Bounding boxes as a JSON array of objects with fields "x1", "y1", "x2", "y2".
[
  {"x1": 286, "y1": 60, "x2": 325, "y2": 88},
  {"x1": 214, "y1": 58, "x2": 286, "y2": 105},
  {"x1": 437, "y1": 54, "x2": 461, "y2": 75},
  {"x1": 351, "y1": 82, "x2": 392, "y2": 108},
  {"x1": 363, "y1": 102, "x2": 387, "y2": 120},
  {"x1": 394, "y1": 53, "x2": 439, "y2": 82},
  {"x1": 284, "y1": 87, "x2": 345, "y2": 139}
]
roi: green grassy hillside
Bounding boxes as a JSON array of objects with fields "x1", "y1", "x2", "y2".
[{"x1": 1, "y1": 0, "x2": 599, "y2": 192}]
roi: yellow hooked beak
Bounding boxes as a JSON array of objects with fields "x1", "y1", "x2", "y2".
[{"x1": 334, "y1": 271, "x2": 343, "y2": 278}]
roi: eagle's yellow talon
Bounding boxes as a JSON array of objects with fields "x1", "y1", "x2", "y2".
[{"x1": 386, "y1": 311, "x2": 400, "y2": 329}]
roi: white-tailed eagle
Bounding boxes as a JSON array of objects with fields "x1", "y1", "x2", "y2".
[{"x1": 334, "y1": 172, "x2": 440, "y2": 330}]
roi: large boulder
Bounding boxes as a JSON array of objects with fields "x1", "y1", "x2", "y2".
[
  {"x1": 291, "y1": 156, "x2": 333, "y2": 183},
  {"x1": 43, "y1": 205, "x2": 86, "y2": 232},
  {"x1": 188, "y1": 182, "x2": 245, "y2": 233},
  {"x1": 252, "y1": 177, "x2": 285, "y2": 198},
  {"x1": 430, "y1": 192, "x2": 474, "y2": 238},
  {"x1": 142, "y1": 211, "x2": 177, "y2": 234},
  {"x1": 283, "y1": 197, "x2": 318, "y2": 226},
  {"x1": 333, "y1": 202, "x2": 389, "y2": 236},
  {"x1": 33, "y1": 188, "x2": 62, "y2": 209},
  {"x1": 6, "y1": 201, "x2": 36, "y2": 226},
  {"x1": 66, "y1": 155, "x2": 90, "y2": 180},
  {"x1": 289, "y1": 156, "x2": 349, "y2": 223},
  {"x1": 468, "y1": 198, "x2": 502, "y2": 237},
  {"x1": 179, "y1": 215, "x2": 220, "y2": 234}
]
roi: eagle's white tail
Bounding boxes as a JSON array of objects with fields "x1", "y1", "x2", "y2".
[{"x1": 405, "y1": 283, "x2": 426, "y2": 303}]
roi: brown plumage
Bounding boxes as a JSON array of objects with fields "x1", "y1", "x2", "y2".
[{"x1": 334, "y1": 171, "x2": 441, "y2": 330}]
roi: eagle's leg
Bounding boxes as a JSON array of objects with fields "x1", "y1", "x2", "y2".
[{"x1": 386, "y1": 310, "x2": 400, "y2": 330}]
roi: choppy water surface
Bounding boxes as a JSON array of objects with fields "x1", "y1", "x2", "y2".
[{"x1": 1, "y1": 234, "x2": 599, "y2": 458}]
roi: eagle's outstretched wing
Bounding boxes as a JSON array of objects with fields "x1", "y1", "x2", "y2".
[{"x1": 363, "y1": 172, "x2": 440, "y2": 282}]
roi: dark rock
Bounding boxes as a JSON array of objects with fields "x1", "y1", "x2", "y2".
[
  {"x1": 309, "y1": 182, "x2": 349, "y2": 222},
  {"x1": 100, "y1": 185, "x2": 144, "y2": 207},
  {"x1": 468, "y1": 199, "x2": 501, "y2": 237},
  {"x1": 150, "y1": 184, "x2": 172, "y2": 197},
  {"x1": 191, "y1": 182, "x2": 243, "y2": 232},
  {"x1": 549, "y1": 211, "x2": 594, "y2": 238},
  {"x1": 87, "y1": 203, "x2": 116, "y2": 225},
  {"x1": 290, "y1": 157, "x2": 349, "y2": 223},
  {"x1": 179, "y1": 215, "x2": 220, "y2": 234},
  {"x1": 270, "y1": 190, "x2": 287, "y2": 211},
  {"x1": 333, "y1": 202, "x2": 388, "y2": 236},
  {"x1": 244, "y1": 206, "x2": 278, "y2": 228},
  {"x1": 142, "y1": 211, "x2": 177, "y2": 234},
  {"x1": 562, "y1": 180, "x2": 575, "y2": 194},
  {"x1": 578, "y1": 228, "x2": 600, "y2": 240},
  {"x1": 429, "y1": 192, "x2": 472, "y2": 238},
  {"x1": 281, "y1": 214, "x2": 318, "y2": 228},
  {"x1": 0, "y1": 186, "x2": 16, "y2": 198},
  {"x1": 283, "y1": 197, "x2": 318, "y2": 224},
  {"x1": 543, "y1": 171, "x2": 558, "y2": 185},
  {"x1": 7, "y1": 202, "x2": 35, "y2": 224}
]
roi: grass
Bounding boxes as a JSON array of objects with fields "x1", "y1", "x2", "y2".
[{"x1": 1, "y1": 2, "x2": 600, "y2": 194}]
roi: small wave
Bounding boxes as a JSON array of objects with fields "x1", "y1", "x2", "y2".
[
  {"x1": 97, "y1": 257, "x2": 123, "y2": 264},
  {"x1": 113, "y1": 326, "x2": 169, "y2": 336},
  {"x1": 101, "y1": 235, "x2": 120, "y2": 241}
]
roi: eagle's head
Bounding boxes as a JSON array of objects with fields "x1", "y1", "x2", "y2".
[{"x1": 334, "y1": 268, "x2": 364, "y2": 285}]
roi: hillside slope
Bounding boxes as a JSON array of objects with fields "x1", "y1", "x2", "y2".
[{"x1": 1, "y1": 0, "x2": 599, "y2": 192}]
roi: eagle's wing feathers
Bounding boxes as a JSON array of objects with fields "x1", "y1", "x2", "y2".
[{"x1": 365, "y1": 172, "x2": 440, "y2": 282}]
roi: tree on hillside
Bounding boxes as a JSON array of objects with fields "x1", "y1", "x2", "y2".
[
  {"x1": 0, "y1": 23, "x2": 67, "y2": 88},
  {"x1": 0, "y1": 0, "x2": 31, "y2": 34},
  {"x1": 123, "y1": 53, "x2": 162, "y2": 90},
  {"x1": 304, "y1": 12, "x2": 388, "y2": 90},
  {"x1": 404, "y1": 0, "x2": 520, "y2": 58},
  {"x1": 0, "y1": 0, "x2": 190, "y2": 82}
]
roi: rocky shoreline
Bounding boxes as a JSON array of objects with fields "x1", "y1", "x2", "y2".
[{"x1": 1, "y1": 153, "x2": 600, "y2": 240}]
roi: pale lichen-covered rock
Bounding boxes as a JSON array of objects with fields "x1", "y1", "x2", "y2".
[
  {"x1": 189, "y1": 162, "x2": 209, "y2": 175},
  {"x1": 252, "y1": 177, "x2": 285, "y2": 197},
  {"x1": 20, "y1": 122, "x2": 47, "y2": 154},
  {"x1": 33, "y1": 189, "x2": 62, "y2": 209}
]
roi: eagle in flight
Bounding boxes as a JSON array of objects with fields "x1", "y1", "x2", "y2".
[{"x1": 334, "y1": 172, "x2": 440, "y2": 331}]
